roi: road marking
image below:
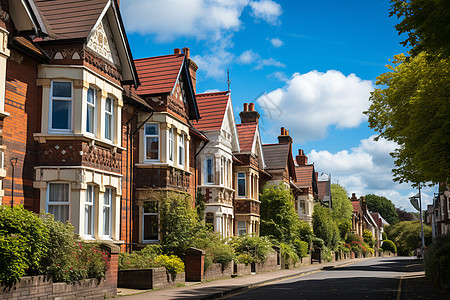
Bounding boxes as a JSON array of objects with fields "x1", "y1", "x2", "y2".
[{"x1": 396, "y1": 277, "x2": 403, "y2": 300}]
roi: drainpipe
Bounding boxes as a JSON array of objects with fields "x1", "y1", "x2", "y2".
[{"x1": 10, "y1": 157, "x2": 17, "y2": 207}]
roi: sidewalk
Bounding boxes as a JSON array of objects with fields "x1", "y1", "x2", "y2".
[{"x1": 116, "y1": 258, "x2": 366, "y2": 300}]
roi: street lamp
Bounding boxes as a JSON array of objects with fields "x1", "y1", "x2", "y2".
[
  {"x1": 321, "y1": 172, "x2": 332, "y2": 210},
  {"x1": 10, "y1": 157, "x2": 17, "y2": 207},
  {"x1": 409, "y1": 184, "x2": 425, "y2": 258}
]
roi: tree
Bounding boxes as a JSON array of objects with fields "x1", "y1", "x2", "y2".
[
  {"x1": 366, "y1": 53, "x2": 450, "y2": 185},
  {"x1": 330, "y1": 184, "x2": 353, "y2": 238},
  {"x1": 260, "y1": 183, "x2": 300, "y2": 243},
  {"x1": 389, "y1": 0, "x2": 450, "y2": 57},
  {"x1": 385, "y1": 221, "x2": 432, "y2": 256},
  {"x1": 396, "y1": 208, "x2": 415, "y2": 222},
  {"x1": 312, "y1": 204, "x2": 340, "y2": 249},
  {"x1": 365, "y1": 194, "x2": 399, "y2": 225}
]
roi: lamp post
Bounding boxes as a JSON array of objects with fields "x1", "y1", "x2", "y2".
[
  {"x1": 10, "y1": 157, "x2": 17, "y2": 207},
  {"x1": 409, "y1": 184, "x2": 425, "y2": 258}
]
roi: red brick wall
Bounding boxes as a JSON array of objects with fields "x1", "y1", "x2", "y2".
[{"x1": 2, "y1": 51, "x2": 41, "y2": 212}]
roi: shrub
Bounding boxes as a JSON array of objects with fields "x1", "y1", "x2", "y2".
[
  {"x1": 382, "y1": 231, "x2": 387, "y2": 241},
  {"x1": 236, "y1": 253, "x2": 254, "y2": 265},
  {"x1": 293, "y1": 239, "x2": 309, "y2": 258},
  {"x1": 311, "y1": 237, "x2": 324, "y2": 250},
  {"x1": 279, "y1": 243, "x2": 299, "y2": 268},
  {"x1": 0, "y1": 205, "x2": 49, "y2": 284},
  {"x1": 381, "y1": 239, "x2": 397, "y2": 254},
  {"x1": 191, "y1": 230, "x2": 234, "y2": 269},
  {"x1": 118, "y1": 245, "x2": 161, "y2": 270},
  {"x1": 385, "y1": 221, "x2": 432, "y2": 256},
  {"x1": 312, "y1": 204, "x2": 340, "y2": 249},
  {"x1": 322, "y1": 246, "x2": 333, "y2": 262},
  {"x1": 230, "y1": 235, "x2": 273, "y2": 263},
  {"x1": 424, "y1": 234, "x2": 450, "y2": 288},
  {"x1": 363, "y1": 230, "x2": 375, "y2": 248},
  {"x1": 155, "y1": 255, "x2": 185, "y2": 275}
]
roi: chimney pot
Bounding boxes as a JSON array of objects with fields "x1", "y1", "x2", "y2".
[
  {"x1": 286, "y1": 130, "x2": 289, "y2": 136},
  {"x1": 182, "y1": 47, "x2": 190, "y2": 59},
  {"x1": 243, "y1": 103, "x2": 248, "y2": 111},
  {"x1": 174, "y1": 48, "x2": 181, "y2": 54},
  {"x1": 281, "y1": 127, "x2": 285, "y2": 135},
  {"x1": 295, "y1": 148, "x2": 308, "y2": 165},
  {"x1": 249, "y1": 103, "x2": 255, "y2": 111}
]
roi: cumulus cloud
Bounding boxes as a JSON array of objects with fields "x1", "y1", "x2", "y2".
[
  {"x1": 193, "y1": 36, "x2": 235, "y2": 79},
  {"x1": 270, "y1": 38, "x2": 284, "y2": 47},
  {"x1": 122, "y1": 0, "x2": 282, "y2": 41},
  {"x1": 249, "y1": 0, "x2": 282, "y2": 25},
  {"x1": 310, "y1": 136, "x2": 436, "y2": 210},
  {"x1": 256, "y1": 70, "x2": 373, "y2": 143}
]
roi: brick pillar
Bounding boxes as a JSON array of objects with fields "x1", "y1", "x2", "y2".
[
  {"x1": 184, "y1": 247, "x2": 205, "y2": 281},
  {"x1": 102, "y1": 243, "x2": 120, "y2": 296}
]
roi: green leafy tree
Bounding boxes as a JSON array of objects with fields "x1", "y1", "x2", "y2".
[
  {"x1": 260, "y1": 183, "x2": 300, "y2": 243},
  {"x1": 312, "y1": 204, "x2": 340, "y2": 249},
  {"x1": 365, "y1": 194, "x2": 399, "y2": 225},
  {"x1": 365, "y1": 52, "x2": 450, "y2": 185},
  {"x1": 381, "y1": 239, "x2": 397, "y2": 254},
  {"x1": 385, "y1": 221, "x2": 432, "y2": 256},
  {"x1": 331, "y1": 184, "x2": 353, "y2": 238},
  {"x1": 195, "y1": 189, "x2": 205, "y2": 221},
  {"x1": 389, "y1": 0, "x2": 450, "y2": 57},
  {"x1": 363, "y1": 229, "x2": 375, "y2": 248}
]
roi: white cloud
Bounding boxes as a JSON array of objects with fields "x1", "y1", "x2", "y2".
[
  {"x1": 193, "y1": 36, "x2": 235, "y2": 79},
  {"x1": 270, "y1": 38, "x2": 284, "y2": 47},
  {"x1": 236, "y1": 50, "x2": 284, "y2": 69},
  {"x1": 237, "y1": 50, "x2": 258, "y2": 64},
  {"x1": 256, "y1": 70, "x2": 373, "y2": 143},
  {"x1": 267, "y1": 71, "x2": 288, "y2": 82},
  {"x1": 122, "y1": 0, "x2": 282, "y2": 42},
  {"x1": 310, "y1": 136, "x2": 437, "y2": 211},
  {"x1": 202, "y1": 89, "x2": 221, "y2": 93},
  {"x1": 249, "y1": 0, "x2": 282, "y2": 25},
  {"x1": 254, "y1": 57, "x2": 285, "y2": 69}
]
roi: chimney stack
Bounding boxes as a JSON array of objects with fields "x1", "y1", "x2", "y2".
[
  {"x1": 278, "y1": 127, "x2": 293, "y2": 144},
  {"x1": 295, "y1": 149, "x2": 308, "y2": 166},
  {"x1": 174, "y1": 48, "x2": 182, "y2": 54},
  {"x1": 239, "y1": 102, "x2": 260, "y2": 124},
  {"x1": 350, "y1": 193, "x2": 358, "y2": 201}
]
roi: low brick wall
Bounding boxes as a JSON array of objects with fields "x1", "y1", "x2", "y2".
[
  {"x1": 203, "y1": 263, "x2": 233, "y2": 281},
  {"x1": 0, "y1": 275, "x2": 115, "y2": 300},
  {"x1": 234, "y1": 263, "x2": 252, "y2": 276},
  {"x1": 255, "y1": 251, "x2": 280, "y2": 273},
  {"x1": 118, "y1": 268, "x2": 185, "y2": 290},
  {"x1": 299, "y1": 254, "x2": 311, "y2": 266}
]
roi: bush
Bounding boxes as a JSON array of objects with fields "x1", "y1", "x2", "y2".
[
  {"x1": 293, "y1": 239, "x2": 309, "y2": 258},
  {"x1": 312, "y1": 204, "x2": 340, "y2": 249},
  {"x1": 311, "y1": 237, "x2": 324, "y2": 250},
  {"x1": 322, "y1": 246, "x2": 333, "y2": 262},
  {"x1": 155, "y1": 255, "x2": 185, "y2": 275},
  {"x1": 0, "y1": 205, "x2": 49, "y2": 284},
  {"x1": 191, "y1": 230, "x2": 234, "y2": 269},
  {"x1": 279, "y1": 243, "x2": 299, "y2": 268},
  {"x1": 118, "y1": 244, "x2": 161, "y2": 270},
  {"x1": 363, "y1": 230, "x2": 375, "y2": 248},
  {"x1": 381, "y1": 239, "x2": 397, "y2": 253},
  {"x1": 424, "y1": 234, "x2": 450, "y2": 288},
  {"x1": 385, "y1": 221, "x2": 432, "y2": 256},
  {"x1": 382, "y1": 231, "x2": 387, "y2": 241},
  {"x1": 230, "y1": 235, "x2": 273, "y2": 263}
]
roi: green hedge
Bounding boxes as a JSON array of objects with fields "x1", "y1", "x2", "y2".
[{"x1": 424, "y1": 234, "x2": 450, "y2": 289}]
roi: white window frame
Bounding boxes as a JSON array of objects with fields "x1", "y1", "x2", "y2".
[
  {"x1": 103, "y1": 187, "x2": 113, "y2": 239},
  {"x1": 144, "y1": 123, "x2": 159, "y2": 162},
  {"x1": 237, "y1": 172, "x2": 246, "y2": 198},
  {"x1": 104, "y1": 97, "x2": 114, "y2": 141},
  {"x1": 86, "y1": 87, "x2": 96, "y2": 135},
  {"x1": 225, "y1": 159, "x2": 229, "y2": 187},
  {"x1": 46, "y1": 182, "x2": 70, "y2": 223},
  {"x1": 142, "y1": 201, "x2": 159, "y2": 243},
  {"x1": 49, "y1": 81, "x2": 73, "y2": 132},
  {"x1": 205, "y1": 156, "x2": 214, "y2": 184},
  {"x1": 220, "y1": 157, "x2": 224, "y2": 185},
  {"x1": 238, "y1": 221, "x2": 246, "y2": 236},
  {"x1": 85, "y1": 185, "x2": 95, "y2": 238},
  {"x1": 178, "y1": 134, "x2": 185, "y2": 167},
  {"x1": 168, "y1": 127, "x2": 174, "y2": 163}
]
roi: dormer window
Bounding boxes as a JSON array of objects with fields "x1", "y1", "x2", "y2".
[
  {"x1": 50, "y1": 81, "x2": 72, "y2": 131},
  {"x1": 144, "y1": 123, "x2": 159, "y2": 161}
]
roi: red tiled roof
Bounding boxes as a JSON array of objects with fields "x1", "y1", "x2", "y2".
[
  {"x1": 134, "y1": 54, "x2": 185, "y2": 95},
  {"x1": 236, "y1": 123, "x2": 257, "y2": 152},
  {"x1": 35, "y1": 0, "x2": 108, "y2": 40},
  {"x1": 352, "y1": 201, "x2": 361, "y2": 213},
  {"x1": 193, "y1": 91, "x2": 229, "y2": 131},
  {"x1": 317, "y1": 180, "x2": 327, "y2": 200},
  {"x1": 294, "y1": 165, "x2": 314, "y2": 188}
]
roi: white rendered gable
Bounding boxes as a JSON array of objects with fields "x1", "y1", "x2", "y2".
[
  {"x1": 87, "y1": 17, "x2": 121, "y2": 68},
  {"x1": 220, "y1": 96, "x2": 240, "y2": 153}
]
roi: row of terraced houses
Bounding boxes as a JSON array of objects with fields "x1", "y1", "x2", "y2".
[{"x1": 0, "y1": 0, "x2": 389, "y2": 252}]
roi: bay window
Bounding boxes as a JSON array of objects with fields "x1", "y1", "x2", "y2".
[
  {"x1": 85, "y1": 185, "x2": 95, "y2": 237},
  {"x1": 237, "y1": 172, "x2": 246, "y2": 197},
  {"x1": 47, "y1": 183, "x2": 70, "y2": 223},
  {"x1": 103, "y1": 188, "x2": 113, "y2": 238},
  {"x1": 104, "y1": 98, "x2": 113, "y2": 141},
  {"x1": 144, "y1": 123, "x2": 159, "y2": 161},
  {"x1": 205, "y1": 156, "x2": 214, "y2": 184},
  {"x1": 86, "y1": 87, "x2": 96, "y2": 135},
  {"x1": 50, "y1": 81, "x2": 72, "y2": 131},
  {"x1": 143, "y1": 201, "x2": 158, "y2": 242}
]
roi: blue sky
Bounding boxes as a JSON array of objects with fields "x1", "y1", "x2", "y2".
[{"x1": 121, "y1": 0, "x2": 435, "y2": 211}]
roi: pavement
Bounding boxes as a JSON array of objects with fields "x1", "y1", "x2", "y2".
[{"x1": 116, "y1": 257, "x2": 368, "y2": 299}]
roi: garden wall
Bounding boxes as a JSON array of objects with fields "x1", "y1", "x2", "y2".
[
  {"x1": 118, "y1": 268, "x2": 185, "y2": 290},
  {"x1": 254, "y1": 251, "x2": 280, "y2": 273},
  {"x1": 299, "y1": 254, "x2": 311, "y2": 267},
  {"x1": 0, "y1": 243, "x2": 118, "y2": 300},
  {"x1": 203, "y1": 263, "x2": 233, "y2": 281},
  {"x1": 234, "y1": 263, "x2": 252, "y2": 276}
]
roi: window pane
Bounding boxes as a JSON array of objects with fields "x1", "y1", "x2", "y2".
[
  {"x1": 49, "y1": 183, "x2": 69, "y2": 202},
  {"x1": 105, "y1": 98, "x2": 112, "y2": 112},
  {"x1": 52, "y1": 100, "x2": 71, "y2": 129},
  {"x1": 87, "y1": 88, "x2": 95, "y2": 104},
  {"x1": 49, "y1": 205, "x2": 69, "y2": 223},
  {"x1": 146, "y1": 136, "x2": 159, "y2": 160},
  {"x1": 105, "y1": 114, "x2": 112, "y2": 140},
  {"x1": 53, "y1": 82, "x2": 71, "y2": 98},
  {"x1": 206, "y1": 158, "x2": 213, "y2": 183},
  {"x1": 87, "y1": 105, "x2": 94, "y2": 133},
  {"x1": 145, "y1": 124, "x2": 158, "y2": 135},
  {"x1": 144, "y1": 214, "x2": 158, "y2": 240},
  {"x1": 238, "y1": 173, "x2": 245, "y2": 197},
  {"x1": 85, "y1": 205, "x2": 93, "y2": 235},
  {"x1": 103, "y1": 206, "x2": 110, "y2": 236}
]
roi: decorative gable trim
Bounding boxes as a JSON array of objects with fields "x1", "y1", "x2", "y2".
[{"x1": 221, "y1": 95, "x2": 240, "y2": 153}]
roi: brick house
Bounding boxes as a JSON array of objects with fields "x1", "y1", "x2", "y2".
[
  {"x1": 1, "y1": 0, "x2": 141, "y2": 244},
  {"x1": 350, "y1": 193, "x2": 380, "y2": 243},
  {"x1": 234, "y1": 103, "x2": 266, "y2": 236},
  {"x1": 130, "y1": 48, "x2": 201, "y2": 247},
  {"x1": 425, "y1": 183, "x2": 450, "y2": 237},
  {"x1": 293, "y1": 149, "x2": 318, "y2": 225},
  {"x1": 193, "y1": 91, "x2": 239, "y2": 239}
]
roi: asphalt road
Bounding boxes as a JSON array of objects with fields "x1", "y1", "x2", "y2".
[{"x1": 222, "y1": 257, "x2": 449, "y2": 300}]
